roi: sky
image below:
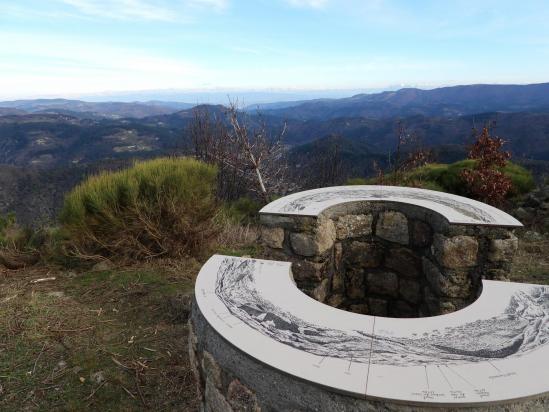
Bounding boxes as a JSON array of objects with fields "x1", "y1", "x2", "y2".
[{"x1": 1, "y1": 0, "x2": 549, "y2": 100}]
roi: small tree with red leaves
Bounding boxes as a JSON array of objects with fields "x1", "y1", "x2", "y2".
[{"x1": 460, "y1": 125, "x2": 512, "y2": 205}]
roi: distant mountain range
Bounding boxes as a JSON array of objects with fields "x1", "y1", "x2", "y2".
[
  {"x1": 256, "y1": 83, "x2": 549, "y2": 120},
  {"x1": 4, "y1": 82, "x2": 549, "y2": 121},
  {"x1": 0, "y1": 99, "x2": 195, "y2": 119}
]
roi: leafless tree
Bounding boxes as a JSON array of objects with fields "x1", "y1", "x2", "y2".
[
  {"x1": 188, "y1": 101, "x2": 288, "y2": 204},
  {"x1": 225, "y1": 101, "x2": 287, "y2": 203}
]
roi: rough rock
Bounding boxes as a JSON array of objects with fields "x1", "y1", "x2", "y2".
[
  {"x1": 399, "y1": 278, "x2": 421, "y2": 304},
  {"x1": 391, "y1": 300, "x2": 417, "y2": 318},
  {"x1": 376, "y1": 211, "x2": 409, "y2": 245},
  {"x1": 488, "y1": 234, "x2": 518, "y2": 262},
  {"x1": 423, "y1": 258, "x2": 472, "y2": 298},
  {"x1": 366, "y1": 271, "x2": 399, "y2": 296},
  {"x1": 312, "y1": 278, "x2": 330, "y2": 303},
  {"x1": 261, "y1": 227, "x2": 285, "y2": 249},
  {"x1": 433, "y1": 234, "x2": 478, "y2": 268},
  {"x1": 227, "y1": 379, "x2": 261, "y2": 412},
  {"x1": 331, "y1": 270, "x2": 345, "y2": 293},
  {"x1": 291, "y1": 260, "x2": 325, "y2": 282},
  {"x1": 346, "y1": 269, "x2": 365, "y2": 299},
  {"x1": 410, "y1": 220, "x2": 432, "y2": 247},
  {"x1": 202, "y1": 351, "x2": 223, "y2": 390},
  {"x1": 368, "y1": 298, "x2": 388, "y2": 316},
  {"x1": 385, "y1": 247, "x2": 420, "y2": 277},
  {"x1": 335, "y1": 214, "x2": 373, "y2": 240},
  {"x1": 343, "y1": 241, "x2": 383, "y2": 268},
  {"x1": 327, "y1": 294, "x2": 345, "y2": 308},
  {"x1": 349, "y1": 304, "x2": 369, "y2": 315},
  {"x1": 290, "y1": 219, "x2": 335, "y2": 257},
  {"x1": 205, "y1": 379, "x2": 233, "y2": 412}
]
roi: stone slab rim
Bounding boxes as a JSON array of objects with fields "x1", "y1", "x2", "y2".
[{"x1": 259, "y1": 185, "x2": 523, "y2": 227}]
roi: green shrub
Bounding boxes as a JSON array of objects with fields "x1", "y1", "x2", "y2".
[
  {"x1": 222, "y1": 197, "x2": 262, "y2": 224},
  {"x1": 60, "y1": 157, "x2": 219, "y2": 261},
  {"x1": 345, "y1": 160, "x2": 534, "y2": 199},
  {"x1": 0, "y1": 213, "x2": 42, "y2": 269}
]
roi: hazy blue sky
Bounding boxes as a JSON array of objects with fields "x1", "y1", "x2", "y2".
[{"x1": 1, "y1": 0, "x2": 549, "y2": 99}]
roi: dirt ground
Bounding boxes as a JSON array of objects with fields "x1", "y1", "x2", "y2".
[{"x1": 0, "y1": 259, "x2": 201, "y2": 412}]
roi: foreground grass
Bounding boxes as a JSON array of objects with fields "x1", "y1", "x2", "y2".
[{"x1": 0, "y1": 260, "x2": 201, "y2": 411}]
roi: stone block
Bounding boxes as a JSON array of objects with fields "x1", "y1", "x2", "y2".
[
  {"x1": 368, "y1": 298, "x2": 388, "y2": 316},
  {"x1": 331, "y1": 270, "x2": 345, "y2": 293},
  {"x1": 312, "y1": 278, "x2": 331, "y2": 303},
  {"x1": 399, "y1": 278, "x2": 421, "y2": 304},
  {"x1": 334, "y1": 242, "x2": 343, "y2": 270},
  {"x1": 349, "y1": 304, "x2": 369, "y2": 315},
  {"x1": 346, "y1": 270, "x2": 366, "y2": 299},
  {"x1": 289, "y1": 219, "x2": 335, "y2": 257},
  {"x1": 433, "y1": 234, "x2": 478, "y2": 268},
  {"x1": 204, "y1": 378, "x2": 232, "y2": 412},
  {"x1": 327, "y1": 294, "x2": 345, "y2": 308},
  {"x1": 202, "y1": 350, "x2": 223, "y2": 390},
  {"x1": 385, "y1": 247, "x2": 420, "y2": 277},
  {"x1": 488, "y1": 234, "x2": 518, "y2": 262},
  {"x1": 410, "y1": 220, "x2": 432, "y2": 247},
  {"x1": 375, "y1": 211, "x2": 409, "y2": 245},
  {"x1": 423, "y1": 258, "x2": 472, "y2": 298},
  {"x1": 335, "y1": 214, "x2": 373, "y2": 240},
  {"x1": 391, "y1": 300, "x2": 417, "y2": 318},
  {"x1": 187, "y1": 321, "x2": 203, "y2": 399},
  {"x1": 366, "y1": 271, "x2": 399, "y2": 297},
  {"x1": 260, "y1": 227, "x2": 285, "y2": 249},
  {"x1": 485, "y1": 268, "x2": 510, "y2": 281},
  {"x1": 343, "y1": 241, "x2": 383, "y2": 268},
  {"x1": 291, "y1": 260, "x2": 325, "y2": 283},
  {"x1": 227, "y1": 379, "x2": 261, "y2": 412}
]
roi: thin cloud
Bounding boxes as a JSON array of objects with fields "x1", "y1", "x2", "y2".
[
  {"x1": 59, "y1": 0, "x2": 228, "y2": 21},
  {"x1": 285, "y1": 0, "x2": 328, "y2": 9}
]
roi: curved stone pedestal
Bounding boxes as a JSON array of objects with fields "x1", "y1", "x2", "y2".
[
  {"x1": 190, "y1": 306, "x2": 549, "y2": 412},
  {"x1": 190, "y1": 255, "x2": 549, "y2": 411},
  {"x1": 189, "y1": 187, "x2": 548, "y2": 411}
]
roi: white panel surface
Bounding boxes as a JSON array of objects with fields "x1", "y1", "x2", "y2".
[{"x1": 195, "y1": 255, "x2": 549, "y2": 405}]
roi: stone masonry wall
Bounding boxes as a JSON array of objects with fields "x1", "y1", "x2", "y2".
[{"x1": 260, "y1": 201, "x2": 518, "y2": 317}]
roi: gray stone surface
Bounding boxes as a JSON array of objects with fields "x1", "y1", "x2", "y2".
[
  {"x1": 367, "y1": 271, "x2": 399, "y2": 296},
  {"x1": 433, "y1": 234, "x2": 478, "y2": 268},
  {"x1": 344, "y1": 241, "x2": 383, "y2": 268},
  {"x1": 346, "y1": 269, "x2": 366, "y2": 299},
  {"x1": 376, "y1": 211, "x2": 409, "y2": 244},
  {"x1": 204, "y1": 378, "x2": 233, "y2": 412},
  {"x1": 410, "y1": 220, "x2": 433, "y2": 247},
  {"x1": 335, "y1": 214, "x2": 373, "y2": 239},
  {"x1": 424, "y1": 258, "x2": 473, "y2": 298},
  {"x1": 385, "y1": 247, "x2": 421, "y2": 277},
  {"x1": 488, "y1": 234, "x2": 519, "y2": 262},
  {"x1": 368, "y1": 297, "x2": 388, "y2": 316},
  {"x1": 260, "y1": 226, "x2": 285, "y2": 249},
  {"x1": 202, "y1": 350, "x2": 222, "y2": 389},
  {"x1": 399, "y1": 278, "x2": 422, "y2": 304},
  {"x1": 313, "y1": 278, "x2": 331, "y2": 303},
  {"x1": 227, "y1": 379, "x2": 261, "y2": 412},
  {"x1": 289, "y1": 219, "x2": 335, "y2": 256}
]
